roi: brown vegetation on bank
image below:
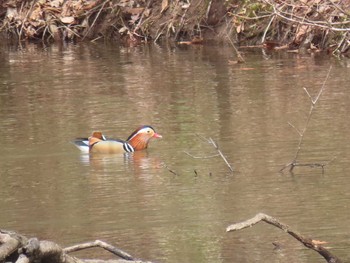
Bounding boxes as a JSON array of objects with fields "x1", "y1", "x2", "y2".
[{"x1": 1, "y1": 0, "x2": 350, "y2": 54}]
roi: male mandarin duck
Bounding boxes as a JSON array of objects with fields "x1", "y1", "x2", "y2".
[{"x1": 73, "y1": 125, "x2": 162, "y2": 154}]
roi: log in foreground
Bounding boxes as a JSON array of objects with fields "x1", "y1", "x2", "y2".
[
  {"x1": 226, "y1": 213, "x2": 342, "y2": 263},
  {"x1": 0, "y1": 230, "x2": 151, "y2": 263}
]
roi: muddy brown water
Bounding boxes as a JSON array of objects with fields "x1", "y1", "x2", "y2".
[{"x1": 1, "y1": 42, "x2": 350, "y2": 263}]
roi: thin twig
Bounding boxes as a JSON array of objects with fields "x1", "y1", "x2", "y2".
[
  {"x1": 315, "y1": 66, "x2": 332, "y2": 102},
  {"x1": 208, "y1": 137, "x2": 234, "y2": 172},
  {"x1": 261, "y1": 15, "x2": 275, "y2": 44},
  {"x1": 287, "y1": 121, "x2": 302, "y2": 136},
  {"x1": 227, "y1": 35, "x2": 245, "y2": 63}
]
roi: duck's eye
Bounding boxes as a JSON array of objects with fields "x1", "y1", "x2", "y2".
[{"x1": 147, "y1": 130, "x2": 150, "y2": 133}]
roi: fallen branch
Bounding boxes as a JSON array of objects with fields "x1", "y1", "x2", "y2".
[
  {"x1": 280, "y1": 66, "x2": 333, "y2": 172},
  {"x1": 226, "y1": 213, "x2": 342, "y2": 263},
  {"x1": 64, "y1": 240, "x2": 134, "y2": 260}
]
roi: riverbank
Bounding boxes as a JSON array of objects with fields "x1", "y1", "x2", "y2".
[{"x1": 1, "y1": 0, "x2": 350, "y2": 54}]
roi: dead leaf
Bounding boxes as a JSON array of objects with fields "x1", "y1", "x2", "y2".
[
  {"x1": 236, "y1": 24, "x2": 241, "y2": 33},
  {"x1": 61, "y1": 1, "x2": 73, "y2": 17},
  {"x1": 294, "y1": 25, "x2": 310, "y2": 45},
  {"x1": 129, "y1": 14, "x2": 140, "y2": 25},
  {"x1": 50, "y1": 0, "x2": 64, "y2": 8},
  {"x1": 49, "y1": 23, "x2": 59, "y2": 35},
  {"x1": 25, "y1": 25, "x2": 37, "y2": 37},
  {"x1": 6, "y1": 7, "x2": 18, "y2": 21},
  {"x1": 117, "y1": 0, "x2": 131, "y2": 8},
  {"x1": 29, "y1": 4, "x2": 43, "y2": 21},
  {"x1": 181, "y1": 3, "x2": 190, "y2": 9},
  {"x1": 60, "y1": 16, "x2": 75, "y2": 24},
  {"x1": 123, "y1": 7, "x2": 144, "y2": 15},
  {"x1": 119, "y1": 26, "x2": 128, "y2": 34},
  {"x1": 236, "y1": 23, "x2": 244, "y2": 33},
  {"x1": 161, "y1": 0, "x2": 168, "y2": 13},
  {"x1": 144, "y1": 8, "x2": 151, "y2": 17}
]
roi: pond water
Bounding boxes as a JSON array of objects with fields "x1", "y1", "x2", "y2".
[{"x1": 1, "y1": 41, "x2": 350, "y2": 263}]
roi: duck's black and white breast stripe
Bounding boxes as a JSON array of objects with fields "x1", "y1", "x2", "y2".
[{"x1": 123, "y1": 142, "x2": 134, "y2": 152}]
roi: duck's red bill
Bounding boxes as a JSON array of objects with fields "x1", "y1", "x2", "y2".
[{"x1": 153, "y1": 133, "x2": 162, "y2": 138}]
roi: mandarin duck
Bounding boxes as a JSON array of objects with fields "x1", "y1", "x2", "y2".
[{"x1": 73, "y1": 125, "x2": 162, "y2": 154}]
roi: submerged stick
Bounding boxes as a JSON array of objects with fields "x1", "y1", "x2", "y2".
[
  {"x1": 227, "y1": 35, "x2": 245, "y2": 63},
  {"x1": 208, "y1": 137, "x2": 234, "y2": 172},
  {"x1": 280, "y1": 66, "x2": 333, "y2": 172},
  {"x1": 185, "y1": 135, "x2": 234, "y2": 173},
  {"x1": 226, "y1": 213, "x2": 342, "y2": 263},
  {"x1": 163, "y1": 163, "x2": 178, "y2": 176}
]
